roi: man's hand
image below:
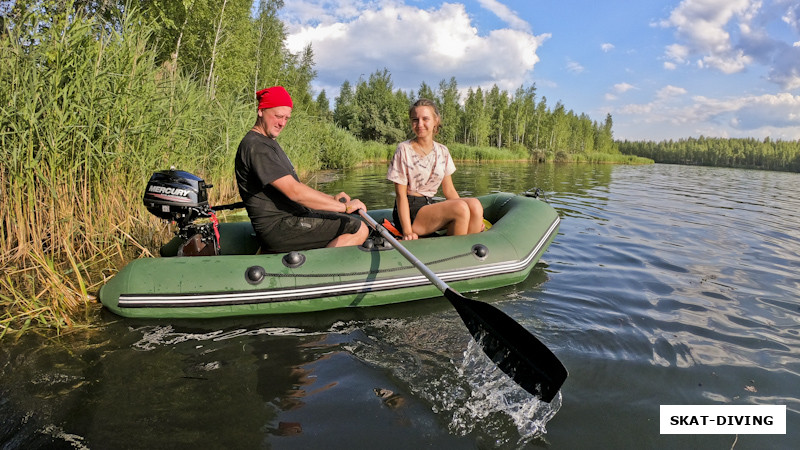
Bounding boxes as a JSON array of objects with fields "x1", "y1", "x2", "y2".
[{"x1": 339, "y1": 196, "x2": 366, "y2": 213}]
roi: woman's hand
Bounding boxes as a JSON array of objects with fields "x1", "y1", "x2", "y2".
[{"x1": 402, "y1": 232, "x2": 419, "y2": 240}]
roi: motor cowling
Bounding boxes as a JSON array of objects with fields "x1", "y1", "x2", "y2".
[
  {"x1": 144, "y1": 169, "x2": 219, "y2": 256},
  {"x1": 143, "y1": 169, "x2": 212, "y2": 227}
]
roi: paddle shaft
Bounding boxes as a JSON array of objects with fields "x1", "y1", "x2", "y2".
[{"x1": 357, "y1": 211, "x2": 449, "y2": 292}]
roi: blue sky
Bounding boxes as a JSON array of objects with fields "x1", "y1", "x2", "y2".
[{"x1": 280, "y1": 0, "x2": 800, "y2": 141}]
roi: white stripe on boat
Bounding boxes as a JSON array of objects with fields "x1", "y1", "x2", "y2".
[{"x1": 118, "y1": 216, "x2": 559, "y2": 309}]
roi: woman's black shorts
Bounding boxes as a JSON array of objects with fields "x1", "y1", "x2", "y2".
[{"x1": 392, "y1": 195, "x2": 434, "y2": 229}]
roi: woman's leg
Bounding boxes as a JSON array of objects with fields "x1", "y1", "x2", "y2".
[
  {"x1": 412, "y1": 199, "x2": 471, "y2": 236},
  {"x1": 463, "y1": 197, "x2": 484, "y2": 234}
]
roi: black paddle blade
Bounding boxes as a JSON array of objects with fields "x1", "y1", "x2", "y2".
[{"x1": 444, "y1": 288, "x2": 568, "y2": 403}]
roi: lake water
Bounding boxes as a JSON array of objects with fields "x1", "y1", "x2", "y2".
[{"x1": 1, "y1": 163, "x2": 798, "y2": 449}]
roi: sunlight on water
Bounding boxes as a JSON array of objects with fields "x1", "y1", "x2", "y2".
[
  {"x1": 40, "y1": 425, "x2": 89, "y2": 450},
  {"x1": 130, "y1": 324, "x2": 313, "y2": 351}
]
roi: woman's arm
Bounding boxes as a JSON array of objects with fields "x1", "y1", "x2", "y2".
[
  {"x1": 394, "y1": 183, "x2": 418, "y2": 240},
  {"x1": 441, "y1": 175, "x2": 460, "y2": 200}
]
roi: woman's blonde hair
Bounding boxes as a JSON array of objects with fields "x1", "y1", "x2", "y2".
[{"x1": 409, "y1": 98, "x2": 441, "y2": 135}]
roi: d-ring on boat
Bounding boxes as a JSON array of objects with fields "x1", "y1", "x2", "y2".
[{"x1": 99, "y1": 170, "x2": 561, "y2": 319}]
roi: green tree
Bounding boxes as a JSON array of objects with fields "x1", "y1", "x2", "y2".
[
  {"x1": 252, "y1": 0, "x2": 286, "y2": 96},
  {"x1": 394, "y1": 88, "x2": 412, "y2": 139},
  {"x1": 463, "y1": 87, "x2": 489, "y2": 146},
  {"x1": 138, "y1": 0, "x2": 251, "y2": 97},
  {"x1": 436, "y1": 77, "x2": 460, "y2": 145},
  {"x1": 315, "y1": 89, "x2": 332, "y2": 120},
  {"x1": 333, "y1": 80, "x2": 359, "y2": 133},
  {"x1": 416, "y1": 81, "x2": 435, "y2": 102},
  {"x1": 532, "y1": 95, "x2": 548, "y2": 150},
  {"x1": 282, "y1": 44, "x2": 317, "y2": 111},
  {"x1": 596, "y1": 113, "x2": 615, "y2": 153},
  {"x1": 509, "y1": 84, "x2": 535, "y2": 147},
  {"x1": 352, "y1": 69, "x2": 405, "y2": 143},
  {"x1": 486, "y1": 85, "x2": 509, "y2": 148}
]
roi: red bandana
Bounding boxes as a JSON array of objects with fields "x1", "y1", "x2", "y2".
[{"x1": 256, "y1": 86, "x2": 293, "y2": 110}]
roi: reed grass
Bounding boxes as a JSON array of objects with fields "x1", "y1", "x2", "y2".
[
  {"x1": 572, "y1": 152, "x2": 654, "y2": 164},
  {"x1": 448, "y1": 143, "x2": 530, "y2": 161},
  {"x1": 0, "y1": 7, "x2": 249, "y2": 335}
]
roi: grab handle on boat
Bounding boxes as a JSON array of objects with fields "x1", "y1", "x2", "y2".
[{"x1": 357, "y1": 209, "x2": 568, "y2": 403}]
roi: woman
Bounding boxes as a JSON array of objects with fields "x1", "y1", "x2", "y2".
[{"x1": 387, "y1": 99, "x2": 484, "y2": 240}]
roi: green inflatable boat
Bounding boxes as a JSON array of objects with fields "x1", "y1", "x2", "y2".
[{"x1": 99, "y1": 171, "x2": 560, "y2": 319}]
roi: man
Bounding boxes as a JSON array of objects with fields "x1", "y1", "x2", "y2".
[{"x1": 235, "y1": 86, "x2": 368, "y2": 253}]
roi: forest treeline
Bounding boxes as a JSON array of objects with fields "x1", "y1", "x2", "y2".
[
  {"x1": 618, "y1": 137, "x2": 800, "y2": 172},
  {"x1": 330, "y1": 70, "x2": 621, "y2": 162}
]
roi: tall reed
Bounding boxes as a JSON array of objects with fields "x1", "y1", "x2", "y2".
[
  {"x1": 448, "y1": 143, "x2": 529, "y2": 161},
  {"x1": 572, "y1": 152, "x2": 654, "y2": 164},
  {"x1": 0, "y1": 6, "x2": 245, "y2": 334}
]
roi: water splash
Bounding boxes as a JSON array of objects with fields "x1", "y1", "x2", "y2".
[
  {"x1": 345, "y1": 316, "x2": 562, "y2": 447},
  {"x1": 427, "y1": 338, "x2": 561, "y2": 447}
]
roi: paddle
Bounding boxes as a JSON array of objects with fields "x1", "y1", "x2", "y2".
[{"x1": 356, "y1": 208, "x2": 568, "y2": 403}]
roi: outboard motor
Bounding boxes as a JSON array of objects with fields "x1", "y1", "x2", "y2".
[{"x1": 144, "y1": 169, "x2": 219, "y2": 256}]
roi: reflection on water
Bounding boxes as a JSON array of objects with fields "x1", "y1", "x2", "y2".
[{"x1": 2, "y1": 163, "x2": 800, "y2": 449}]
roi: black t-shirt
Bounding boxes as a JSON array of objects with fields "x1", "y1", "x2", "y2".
[{"x1": 234, "y1": 130, "x2": 307, "y2": 235}]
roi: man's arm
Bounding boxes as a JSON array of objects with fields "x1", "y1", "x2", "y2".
[{"x1": 271, "y1": 174, "x2": 366, "y2": 213}]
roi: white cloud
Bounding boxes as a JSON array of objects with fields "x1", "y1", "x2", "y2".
[
  {"x1": 281, "y1": 0, "x2": 368, "y2": 25},
  {"x1": 699, "y1": 49, "x2": 752, "y2": 73},
  {"x1": 605, "y1": 82, "x2": 636, "y2": 100},
  {"x1": 613, "y1": 83, "x2": 636, "y2": 94},
  {"x1": 283, "y1": 2, "x2": 548, "y2": 95},
  {"x1": 566, "y1": 59, "x2": 585, "y2": 74},
  {"x1": 660, "y1": 0, "x2": 800, "y2": 88},
  {"x1": 657, "y1": 85, "x2": 688, "y2": 99},
  {"x1": 605, "y1": 83, "x2": 638, "y2": 101},
  {"x1": 614, "y1": 89, "x2": 800, "y2": 139},
  {"x1": 281, "y1": 1, "x2": 800, "y2": 141},
  {"x1": 664, "y1": 43, "x2": 690, "y2": 64},
  {"x1": 477, "y1": 0, "x2": 531, "y2": 32},
  {"x1": 660, "y1": 0, "x2": 755, "y2": 73},
  {"x1": 688, "y1": 93, "x2": 800, "y2": 129},
  {"x1": 781, "y1": 2, "x2": 800, "y2": 32},
  {"x1": 766, "y1": 45, "x2": 800, "y2": 89}
]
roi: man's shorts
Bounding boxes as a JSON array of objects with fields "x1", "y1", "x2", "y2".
[{"x1": 258, "y1": 210, "x2": 362, "y2": 253}]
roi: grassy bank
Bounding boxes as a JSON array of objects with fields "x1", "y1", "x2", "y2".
[{"x1": 570, "y1": 152, "x2": 653, "y2": 164}]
